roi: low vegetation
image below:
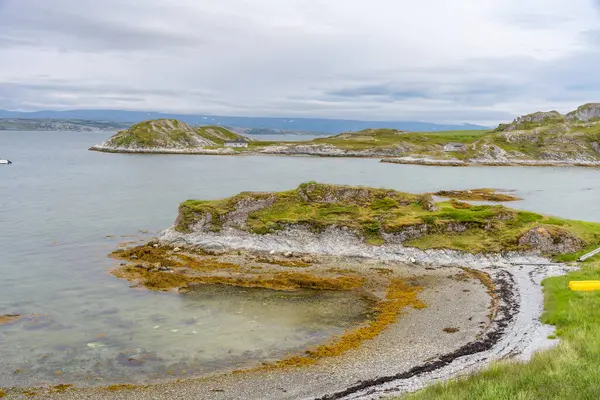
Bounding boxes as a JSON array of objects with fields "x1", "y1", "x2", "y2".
[
  {"x1": 433, "y1": 189, "x2": 522, "y2": 202},
  {"x1": 175, "y1": 183, "x2": 600, "y2": 256},
  {"x1": 308, "y1": 129, "x2": 489, "y2": 152},
  {"x1": 403, "y1": 259, "x2": 600, "y2": 400}
]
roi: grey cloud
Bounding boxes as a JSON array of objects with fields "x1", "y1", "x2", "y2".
[
  {"x1": 326, "y1": 85, "x2": 428, "y2": 100},
  {"x1": 503, "y1": 13, "x2": 575, "y2": 30},
  {"x1": 1, "y1": 0, "x2": 600, "y2": 125},
  {"x1": 0, "y1": 0, "x2": 212, "y2": 53}
]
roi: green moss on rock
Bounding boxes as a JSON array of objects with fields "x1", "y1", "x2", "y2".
[
  {"x1": 102, "y1": 119, "x2": 248, "y2": 150},
  {"x1": 172, "y1": 183, "x2": 600, "y2": 255}
]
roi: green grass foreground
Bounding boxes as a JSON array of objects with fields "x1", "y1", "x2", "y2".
[{"x1": 402, "y1": 259, "x2": 600, "y2": 400}]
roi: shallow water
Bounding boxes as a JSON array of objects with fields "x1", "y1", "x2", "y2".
[{"x1": 1, "y1": 131, "x2": 600, "y2": 387}]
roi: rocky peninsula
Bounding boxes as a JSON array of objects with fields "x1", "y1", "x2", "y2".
[
  {"x1": 7, "y1": 183, "x2": 599, "y2": 399},
  {"x1": 90, "y1": 104, "x2": 600, "y2": 167}
]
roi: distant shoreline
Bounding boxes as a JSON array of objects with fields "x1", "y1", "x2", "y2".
[{"x1": 89, "y1": 145, "x2": 600, "y2": 167}]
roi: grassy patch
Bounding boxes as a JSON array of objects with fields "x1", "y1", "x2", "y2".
[
  {"x1": 402, "y1": 261, "x2": 600, "y2": 400},
  {"x1": 307, "y1": 129, "x2": 490, "y2": 152},
  {"x1": 434, "y1": 189, "x2": 521, "y2": 202},
  {"x1": 195, "y1": 126, "x2": 244, "y2": 145},
  {"x1": 106, "y1": 120, "x2": 248, "y2": 149}
]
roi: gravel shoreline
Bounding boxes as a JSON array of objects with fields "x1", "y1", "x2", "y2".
[{"x1": 2, "y1": 228, "x2": 568, "y2": 399}]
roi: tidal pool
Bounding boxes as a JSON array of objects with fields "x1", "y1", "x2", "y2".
[{"x1": 0, "y1": 285, "x2": 373, "y2": 387}]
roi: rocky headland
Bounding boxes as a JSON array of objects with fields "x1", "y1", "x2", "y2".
[{"x1": 89, "y1": 104, "x2": 600, "y2": 167}]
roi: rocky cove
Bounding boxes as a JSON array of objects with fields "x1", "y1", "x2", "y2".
[{"x1": 7, "y1": 183, "x2": 598, "y2": 399}]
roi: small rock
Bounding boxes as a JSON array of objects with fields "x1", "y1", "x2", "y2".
[
  {"x1": 158, "y1": 266, "x2": 171, "y2": 272},
  {"x1": 153, "y1": 244, "x2": 159, "y2": 248},
  {"x1": 120, "y1": 262, "x2": 127, "y2": 266},
  {"x1": 173, "y1": 247, "x2": 181, "y2": 252},
  {"x1": 130, "y1": 255, "x2": 138, "y2": 260},
  {"x1": 269, "y1": 250, "x2": 276, "y2": 255},
  {"x1": 284, "y1": 251, "x2": 293, "y2": 258},
  {"x1": 443, "y1": 327, "x2": 459, "y2": 334},
  {"x1": 134, "y1": 264, "x2": 147, "y2": 269},
  {"x1": 409, "y1": 257, "x2": 417, "y2": 264}
]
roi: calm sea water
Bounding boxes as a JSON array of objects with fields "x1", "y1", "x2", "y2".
[{"x1": 1, "y1": 131, "x2": 600, "y2": 387}]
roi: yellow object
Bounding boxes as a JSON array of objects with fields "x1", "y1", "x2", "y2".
[{"x1": 569, "y1": 281, "x2": 600, "y2": 291}]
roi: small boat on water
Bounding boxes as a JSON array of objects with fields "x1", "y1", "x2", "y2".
[{"x1": 0, "y1": 159, "x2": 12, "y2": 165}]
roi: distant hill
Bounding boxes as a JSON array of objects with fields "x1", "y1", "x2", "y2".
[
  {"x1": 0, "y1": 118, "x2": 128, "y2": 132},
  {"x1": 91, "y1": 119, "x2": 250, "y2": 152},
  {"x1": 0, "y1": 109, "x2": 488, "y2": 134}
]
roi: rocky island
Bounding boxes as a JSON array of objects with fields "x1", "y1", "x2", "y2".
[
  {"x1": 89, "y1": 119, "x2": 254, "y2": 154},
  {"x1": 90, "y1": 103, "x2": 600, "y2": 167}
]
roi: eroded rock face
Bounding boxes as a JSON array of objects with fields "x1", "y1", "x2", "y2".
[
  {"x1": 518, "y1": 226, "x2": 585, "y2": 254},
  {"x1": 474, "y1": 143, "x2": 510, "y2": 161},
  {"x1": 497, "y1": 111, "x2": 564, "y2": 132},
  {"x1": 517, "y1": 111, "x2": 563, "y2": 124},
  {"x1": 297, "y1": 183, "x2": 415, "y2": 206},
  {"x1": 566, "y1": 103, "x2": 600, "y2": 122},
  {"x1": 417, "y1": 194, "x2": 439, "y2": 212},
  {"x1": 223, "y1": 195, "x2": 277, "y2": 229}
]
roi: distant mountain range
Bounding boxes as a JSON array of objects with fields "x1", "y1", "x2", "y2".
[
  {"x1": 0, "y1": 118, "x2": 129, "y2": 132},
  {"x1": 0, "y1": 109, "x2": 489, "y2": 134}
]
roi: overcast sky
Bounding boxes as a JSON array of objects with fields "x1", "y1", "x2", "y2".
[{"x1": 1, "y1": 0, "x2": 600, "y2": 124}]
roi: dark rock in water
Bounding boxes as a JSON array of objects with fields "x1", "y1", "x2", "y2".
[
  {"x1": 96, "y1": 307, "x2": 119, "y2": 316},
  {"x1": 0, "y1": 314, "x2": 21, "y2": 326}
]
